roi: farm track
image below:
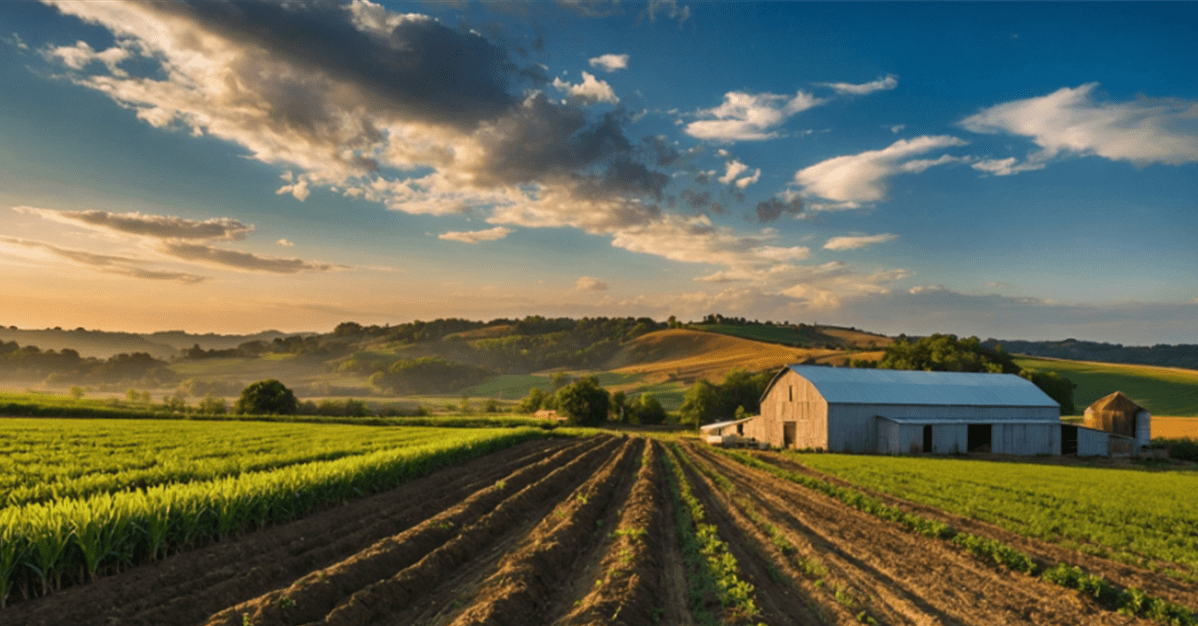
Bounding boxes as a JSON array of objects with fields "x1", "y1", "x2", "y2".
[
  {"x1": 753, "y1": 451, "x2": 1198, "y2": 613},
  {"x1": 5, "y1": 435, "x2": 1180, "y2": 626}
]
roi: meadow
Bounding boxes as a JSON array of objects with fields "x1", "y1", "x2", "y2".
[{"x1": 1015, "y1": 357, "x2": 1198, "y2": 416}]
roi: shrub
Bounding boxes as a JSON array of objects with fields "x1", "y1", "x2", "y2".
[{"x1": 235, "y1": 379, "x2": 298, "y2": 415}]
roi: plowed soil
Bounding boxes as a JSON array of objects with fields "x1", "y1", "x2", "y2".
[{"x1": 5, "y1": 435, "x2": 1190, "y2": 626}]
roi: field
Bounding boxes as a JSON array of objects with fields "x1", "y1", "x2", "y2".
[
  {"x1": 1014, "y1": 357, "x2": 1198, "y2": 416},
  {"x1": 4, "y1": 419, "x2": 1197, "y2": 625}
]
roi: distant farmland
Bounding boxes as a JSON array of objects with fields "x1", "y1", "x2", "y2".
[{"x1": 1014, "y1": 357, "x2": 1198, "y2": 416}]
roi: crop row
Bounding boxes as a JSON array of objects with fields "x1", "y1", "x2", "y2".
[
  {"x1": 794, "y1": 452, "x2": 1198, "y2": 574},
  {"x1": 662, "y1": 443, "x2": 762, "y2": 625},
  {"x1": 0, "y1": 427, "x2": 544, "y2": 609},
  {"x1": 0, "y1": 420, "x2": 461, "y2": 508},
  {"x1": 720, "y1": 450, "x2": 1197, "y2": 626}
]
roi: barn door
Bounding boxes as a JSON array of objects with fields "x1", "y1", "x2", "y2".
[{"x1": 783, "y1": 421, "x2": 796, "y2": 449}]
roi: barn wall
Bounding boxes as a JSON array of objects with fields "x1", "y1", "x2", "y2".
[
  {"x1": 990, "y1": 423, "x2": 1060, "y2": 455},
  {"x1": 933, "y1": 424, "x2": 968, "y2": 454},
  {"x1": 1076, "y1": 427, "x2": 1109, "y2": 456},
  {"x1": 759, "y1": 370, "x2": 828, "y2": 450},
  {"x1": 826, "y1": 404, "x2": 1057, "y2": 454}
]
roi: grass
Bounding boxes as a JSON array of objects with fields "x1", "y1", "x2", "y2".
[{"x1": 1015, "y1": 357, "x2": 1198, "y2": 416}]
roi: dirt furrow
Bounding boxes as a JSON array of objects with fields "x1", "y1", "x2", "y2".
[
  {"x1": 205, "y1": 435, "x2": 621, "y2": 626},
  {"x1": 295, "y1": 435, "x2": 623, "y2": 626},
  {"x1": 553, "y1": 440, "x2": 667, "y2": 626},
  {"x1": 3, "y1": 436, "x2": 575, "y2": 626},
  {"x1": 756, "y1": 451, "x2": 1198, "y2": 613},
  {"x1": 688, "y1": 445, "x2": 956, "y2": 626},
  {"x1": 698, "y1": 446, "x2": 1149, "y2": 626},
  {"x1": 673, "y1": 444, "x2": 842, "y2": 626},
  {"x1": 426, "y1": 437, "x2": 642, "y2": 626}
]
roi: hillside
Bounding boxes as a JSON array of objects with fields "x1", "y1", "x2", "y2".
[
  {"x1": 609, "y1": 329, "x2": 844, "y2": 384},
  {"x1": 690, "y1": 322, "x2": 892, "y2": 350},
  {"x1": 0, "y1": 327, "x2": 294, "y2": 359},
  {"x1": 1015, "y1": 357, "x2": 1198, "y2": 416}
]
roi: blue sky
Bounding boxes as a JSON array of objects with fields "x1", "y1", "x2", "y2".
[{"x1": 1, "y1": 1, "x2": 1195, "y2": 344}]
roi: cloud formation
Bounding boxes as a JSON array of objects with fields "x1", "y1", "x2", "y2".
[
  {"x1": 0, "y1": 235, "x2": 207, "y2": 283},
  {"x1": 685, "y1": 91, "x2": 824, "y2": 142},
  {"x1": 717, "y1": 159, "x2": 760, "y2": 189},
  {"x1": 815, "y1": 74, "x2": 898, "y2": 96},
  {"x1": 158, "y1": 241, "x2": 339, "y2": 273},
  {"x1": 439, "y1": 226, "x2": 512, "y2": 243},
  {"x1": 961, "y1": 83, "x2": 1198, "y2": 166},
  {"x1": 794, "y1": 135, "x2": 968, "y2": 203},
  {"x1": 575, "y1": 276, "x2": 610, "y2": 291},
  {"x1": 552, "y1": 71, "x2": 619, "y2": 104},
  {"x1": 14, "y1": 206, "x2": 252, "y2": 240},
  {"x1": 823, "y1": 233, "x2": 898, "y2": 251},
  {"x1": 588, "y1": 53, "x2": 629, "y2": 72}
]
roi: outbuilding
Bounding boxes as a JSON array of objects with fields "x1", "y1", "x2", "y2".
[{"x1": 747, "y1": 365, "x2": 1062, "y2": 454}]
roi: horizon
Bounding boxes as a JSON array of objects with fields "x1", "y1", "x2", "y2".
[{"x1": 2, "y1": 1, "x2": 1195, "y2": 345}]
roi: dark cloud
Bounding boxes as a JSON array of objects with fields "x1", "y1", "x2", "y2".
[
  {"x1": 160, "y1": 242, "x2": 339, "y2": 273},
  {"x1": 642, "y1": 135, "x2": 681, "y2": 167},
  {"x1": 710, "y1": 201, "x2": 726, "y2": 214},
  {"x1": 680, "y1": 189, "x2": 710, "y2": 209},
  {"x1": 151, "y1": 0, "x2": 529, "y2": 130},
  {"x1": 755, "y1": 196, "x2": 803, "y2": 222}
]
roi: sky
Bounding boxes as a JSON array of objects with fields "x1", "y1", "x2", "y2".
[{"x1": 0, "y1": 1, "x2": 1196, "y2": 345}]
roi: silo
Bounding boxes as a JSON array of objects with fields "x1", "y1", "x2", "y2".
[{"x1": 1135, "y1": 410, "x2": 1152, "y2": 451}]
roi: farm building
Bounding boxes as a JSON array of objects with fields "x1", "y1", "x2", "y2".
[
  {"x1": 699, "y1": 417, "x2": 765, "y2": 448},
  {"x1": 744, "y1": 365, "x2": 1064, "y2": 455},
  {"x1": 1081, "y1": 391, "x2": 1150, "y2": 455}
]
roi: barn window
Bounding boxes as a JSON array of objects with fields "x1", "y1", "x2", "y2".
[{"x1": 789, "y1": 385, "x2": 793, "y2": 401}]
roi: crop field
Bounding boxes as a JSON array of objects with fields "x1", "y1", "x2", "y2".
[
  {"x1": 796, "y1": 452, "x2": 1198, "y2": 577},
  {"x1": 6, "y1": 428, "x2": 1197, "y2": 626}
]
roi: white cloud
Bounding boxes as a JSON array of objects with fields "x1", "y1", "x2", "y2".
[
  {"x1": 686, "y1": 91, "x2": 825, "y2": 142},
  {"x1": 717, "y1": 159, "x2": 748, "y2": 185},
  {"x1": 438, "y1": 226, "x2": 512, "y2": 243},
  {"x1": 643, "y1": 0, "x2": 690, "y2": 24},
  {"x1": 823, "y1": 233, "x2": 898, "y2": 251},
  {"x1": 970, "y1": 156, "x2": 1047, "y2": 177},
  {"x1": 276, "y1": 238, "x2": 294, "y2": 247},
  {"x1": 552, "y1": 71, "x2": 619, "y2": 105},
  {"x1": 575, "y1": 276, "x2": 610, "y2": 291},
  {"x1": 588, "y1": 53, "x2": 629, "y2": 72},
  {"x1": 889, "y1": 124, "x2": 906, "y2": 134},
  {"x1": 961, "y1": 83, "x2": 1198, "y2": 166},
  {"x1": 735, "y1": 169, "x2": 761, "y2": 189},
  {"x1": 45, "y1": 40, "x2": 129, "y2": 75},
  {"x1": 815, "y1": 74, "x2": 898, "y2": 96},
  {"x1": 0, "y1": 235, "x2": 207, "y2": 283},
  {"x1": 794, "y1": 135, "x2": 969, "y2": 203},
  {"x1": 276, "y1": 177, "x2": 310, "y2": 202}
]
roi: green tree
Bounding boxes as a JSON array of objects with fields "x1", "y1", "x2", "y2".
[
  {"x1": 554, "y1": 376, "x2": 610, "y2": 426},
  {"x1": 679, "y1": 379, "x2": 720, "y2": 429},
  {"x1": 610, "y1": 390, "x2": 627, "y2": 422},
  {"x1": 198, "y1": 393, "x2": 227, "y2": 415},
  {"x1": 235, "y1": 379, "x2": 298, "y2": 415},
  {"x1": 1019, "y1": 369, "x2": 1077, "y2": 414},
  {"x1": 627, "y1": 393, "x2": 667, "y2": 425},
  {"x1": 517, "y1": 387, "x2": 549, "y2": 414}
]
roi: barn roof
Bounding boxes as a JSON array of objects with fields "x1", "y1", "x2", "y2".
[
  {"x1": 1085, "y1": 391, "x2": 1144, "y2": 415},
  {"x1": 777, "y1": 365, "x2": 1059, "y2": 408}
]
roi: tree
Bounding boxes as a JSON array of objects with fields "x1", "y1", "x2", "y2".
[
  {"x1": 1019, "y1": 369, "x2": 1077, "y2": 414},
  {"x1": 235, "y1": 379, "x2": 298, "y2": 415},
  {"x1": 627, "y1": 393, "x2": 667, "y2": 425},
  {"x1": 198, "y1": 393, "x2": 227, "y2": 415},
  {"x1": 679, "y1": 379, "x2": 720, "y2": 429},
  {"x1": 610, "y1": 390, "x2": 627, "y2": 422},
  {"x1": 554, "y1": 376, "x2": 610, "y2": 426},
  {"x1": 517, "y1": 387, "x2": 549, "y2": 414}
]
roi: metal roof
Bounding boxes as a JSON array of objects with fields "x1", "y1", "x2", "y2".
[
  {"x1": 699, "y1": 417, "x2": 755, "y2": 433},
  {"x1": 783, "y1": 365, "x2": 1059, "y2": 408}
]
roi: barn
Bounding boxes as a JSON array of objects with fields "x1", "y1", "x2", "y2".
[{"x1": 745, "y1": 365, "x2": 1063, "y2": 455}]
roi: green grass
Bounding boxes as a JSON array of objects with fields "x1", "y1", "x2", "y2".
[
  {"x1": 691, "y1": 324, "x2": 815, "y2": 347},
  {"x1": 1015, "y1": 357, "x2": 1198, "y2": 416},
  {"x1": 795, "y1": 452, "x2": 1198, "y2": 574},
  {"x1": 458, "y1": 374, "x2": 554, "y2": 398}
]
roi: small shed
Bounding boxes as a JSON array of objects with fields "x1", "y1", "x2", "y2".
[
  {"x1": 1084, "y1": 391, "x2": 1151, "y2": 451},
  {"x1": 700, "y1": 417, "x2": 762, "y2": 447}
]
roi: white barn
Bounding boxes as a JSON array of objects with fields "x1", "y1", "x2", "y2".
[{"x1": 746, "y1": 365, "x2": 1063, "y2": 455}]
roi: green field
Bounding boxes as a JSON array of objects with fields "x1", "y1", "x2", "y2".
[
  {"x1": 0, "y1": 419, "x2": 544, "y2": 605},
  {"x1": 1015, "y1": 357, "x2": 1198, "y2": 416},
  {"x1": 796, "y1": 452, "x2": 1198, "y2": 574}
]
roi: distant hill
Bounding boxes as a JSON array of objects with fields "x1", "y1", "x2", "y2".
[
  {"x1": 1015, "y1": 357, "x2": 1198, "y2": 416},
  {"x1": 610, "y1": 329, "x2": 850, "y2": 384},
  {"x1": 987, "y1": 338, "x2": 1198, "y2": 371},
  {"x1": 690, "y1": 322, "x2": 892, "y2": 350},
  {"x1": 0, "y1": 327, "x2": 296, "y2": 359}
]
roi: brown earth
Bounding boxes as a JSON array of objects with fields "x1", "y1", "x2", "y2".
[
  {"x1": 611, "y1": 329, "x2": 840, "y2": 384},
  {"x1": 5, "y1": 435, "x2": 1191, "y2": 626}
]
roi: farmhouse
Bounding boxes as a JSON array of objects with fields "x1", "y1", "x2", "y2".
[{"x1": 745, "y1": 365, "x2": 1064, "y2": 455}]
